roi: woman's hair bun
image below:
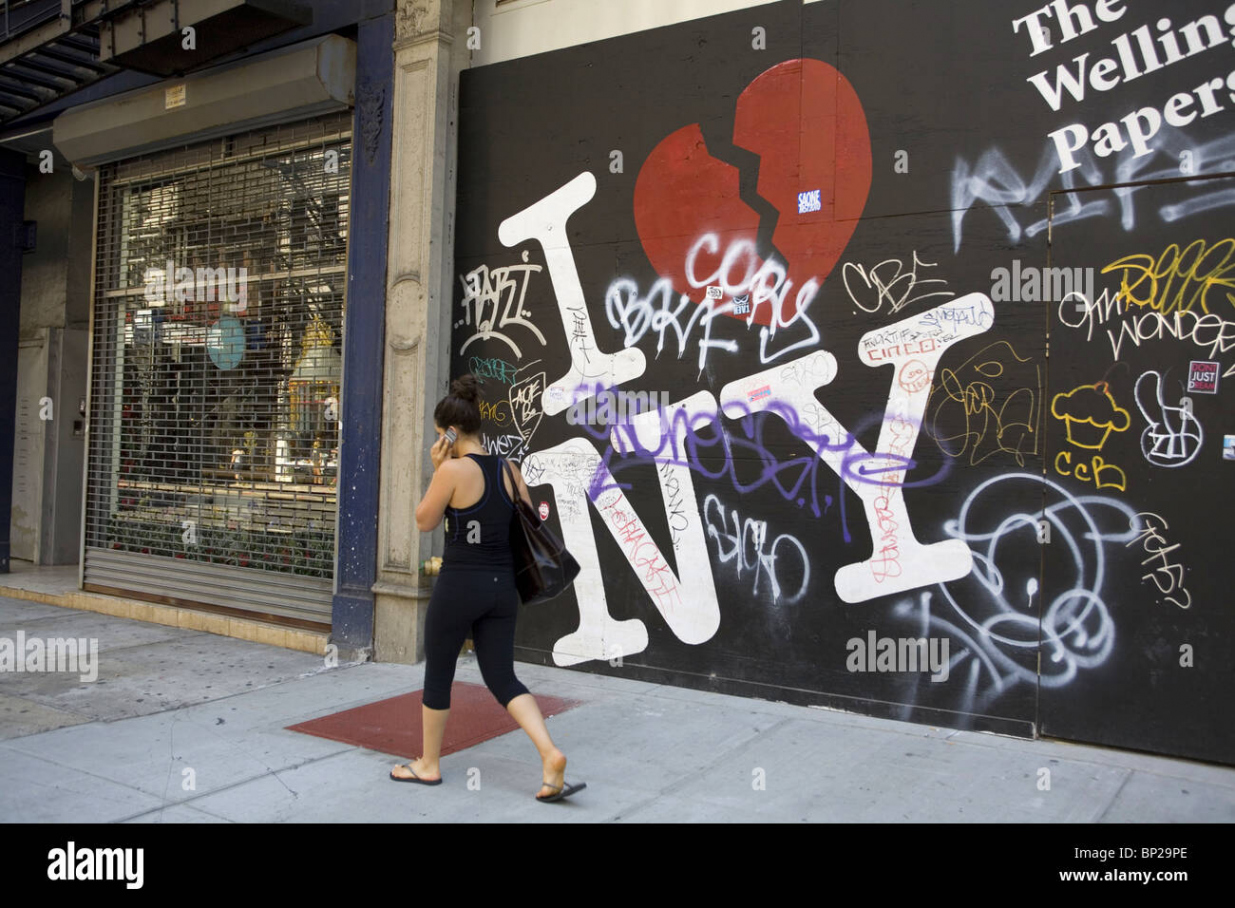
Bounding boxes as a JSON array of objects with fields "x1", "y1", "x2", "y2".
[
  {"x1": 451, "y1": 374, "x2": 481, "y2": 402},
  {"x1": 434, "y1": 374, "x2": 483, "y2": 434}
]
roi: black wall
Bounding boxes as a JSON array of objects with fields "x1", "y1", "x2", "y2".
[{"x1": 452, "y1": 0, "x2": 1235, "y2": 765}]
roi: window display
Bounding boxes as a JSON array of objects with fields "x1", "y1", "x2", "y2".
[{"x1": 84, "y1": 115, "x2": 351, "y2": 608}]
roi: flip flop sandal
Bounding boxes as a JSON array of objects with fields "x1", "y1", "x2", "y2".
[
  {"x1": 536, "y1": 780, "x2": 587, "y2": 802},
  {"x1": 390, "y1": 762, "x2": 443, "y2": 785}
]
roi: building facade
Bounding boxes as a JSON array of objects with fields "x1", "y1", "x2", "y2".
[
  {"x1": 1, "y1": 0, "x2": 401, "y2": 649},
  {"x1": 2, "y1": 0, "x2": 1232, "y2": 766}
]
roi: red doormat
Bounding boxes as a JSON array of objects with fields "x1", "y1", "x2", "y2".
[{"x1": 286, "y1": 682, "x2": 581, "y2": 759}]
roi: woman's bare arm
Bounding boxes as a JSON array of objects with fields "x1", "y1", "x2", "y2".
[{"x1": 415, "y1": 454, "x2": 458, "y2": 532}]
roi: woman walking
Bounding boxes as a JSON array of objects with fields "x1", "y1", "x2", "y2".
[{"x1": 390, "y1": 374, "x2": 585, "y2": 802}]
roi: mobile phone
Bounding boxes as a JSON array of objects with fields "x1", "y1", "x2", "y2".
[{"x1": 444, "y1": 428, "x2": 458, "y2": 444}]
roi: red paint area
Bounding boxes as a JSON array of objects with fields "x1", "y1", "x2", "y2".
[
  {"x1": 634, "y1": 58, "x2": 872, "y2": 326},
  {"x1": 286, "y1": 681, "x2": 581, "y2": 759},
  {"x1": 634, "y1": 123, "x2": 761, "y2": 308}
]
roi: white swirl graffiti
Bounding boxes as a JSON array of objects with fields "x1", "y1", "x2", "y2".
[
  {"x1": 891, "y1": 473, "x2": 1140, "y2": 716},
  {"x1": 702, "y1": 494, "x2": 810, "y2": 604},
  {"x1": 1133, "y1": 370, "x2": 1203, "y2": 468}
]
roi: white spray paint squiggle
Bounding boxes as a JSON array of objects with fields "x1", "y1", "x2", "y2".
[
  {"x1": 951, "y1": 127, "x2": 1235, "y2": 252},
  {"x1": 702, "y1": 494, "x2": 810, "y2": 604},
  {"x1": 894, "y1": 473, "x2": 1140, "y2": 718},
  {"x1": 1133, "y1": 370, "x2": 1204, "y2": 468}
]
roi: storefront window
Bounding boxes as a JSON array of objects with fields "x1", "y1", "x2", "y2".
[{"x1": 85, "y1": 117, "x2": 351, "y2": 581}]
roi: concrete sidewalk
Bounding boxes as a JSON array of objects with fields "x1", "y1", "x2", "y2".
[{"x1": 2, "y1": 595, "x2": 1233, "y2": 823}]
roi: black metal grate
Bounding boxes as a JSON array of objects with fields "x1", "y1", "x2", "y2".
[{"x1": 84, "y1": 112, "x2": 352, "y2": 611}]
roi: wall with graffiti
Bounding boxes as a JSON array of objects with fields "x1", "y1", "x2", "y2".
[{"x1": 450, "y1": 0, "x2": 1235, "y2": 765}]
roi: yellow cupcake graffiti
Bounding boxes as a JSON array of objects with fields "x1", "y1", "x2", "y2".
[{"x1": 1051, "y1": 381, "x2": 1131, "y2": 491}]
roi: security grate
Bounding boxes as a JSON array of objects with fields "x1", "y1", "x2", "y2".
[{"x1": 83, "y1": 112, "x2": 353, "y2": 623}]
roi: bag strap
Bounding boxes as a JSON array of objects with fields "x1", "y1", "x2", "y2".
[{"x1": 500, "y1": 457, "x2": 517, "y2": 507}]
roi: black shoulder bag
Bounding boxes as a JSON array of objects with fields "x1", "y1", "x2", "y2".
[{"x1": 501, "y1": 459, "x2": 581, "y2": 605}]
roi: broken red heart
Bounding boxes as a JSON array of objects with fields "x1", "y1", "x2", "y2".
[{"x1": 634, "y1": 58, "x2": 872, "y2": 327}]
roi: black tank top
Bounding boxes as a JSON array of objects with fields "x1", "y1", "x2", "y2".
[{"x1": 442, "y1": 454, "x2": 515, "y2": 572}]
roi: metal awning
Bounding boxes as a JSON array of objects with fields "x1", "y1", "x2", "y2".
[
  {"x1": 0, "y1": 0, "x2": 311, "y2": 128},
  {"x1": 0, "y1": 1, "x2": 128, "y2": 126}
]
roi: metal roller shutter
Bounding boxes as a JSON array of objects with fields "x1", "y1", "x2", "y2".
[{"x1": 83, "y1": 112, "x2": 353, "y2": 624}]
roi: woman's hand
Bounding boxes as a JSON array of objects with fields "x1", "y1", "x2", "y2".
[
  {"x1": 416, "y1": 435, "x2": 455, "y2": 530},
  {"x1": 429, "y1": 434, "x2": 452, "y2": 471}
]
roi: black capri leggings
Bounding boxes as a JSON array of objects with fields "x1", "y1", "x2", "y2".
[{"x1": 421, "y1": 568, "x2": 529, "y2": 710}]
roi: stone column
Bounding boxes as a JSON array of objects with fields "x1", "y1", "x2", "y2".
[{"x1": 372, "y1": 0, "x2": 471, "y2": 663}]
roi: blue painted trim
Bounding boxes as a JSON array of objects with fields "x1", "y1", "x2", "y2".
[
  {"x1": 0, "y1": 150, "x2": 26, "y2": 573},
  {"x1": 330, "y1": 10, "x2": 393, "y2": 646}
]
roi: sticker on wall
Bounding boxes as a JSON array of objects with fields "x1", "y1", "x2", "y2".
[
  {"x1": 538, "y1": 501, "x2": 550, "y2": 521},
  {"x1": 1187, "y1": 361, "x2": 1219, "y2": 394},
  {"x1": 1224, "y1": 435, "x2": 1235, "y2": 461}
]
